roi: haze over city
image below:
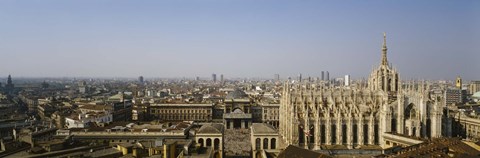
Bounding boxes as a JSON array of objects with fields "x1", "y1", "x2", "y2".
[
  {"x1": 2, "y1": 1, "x2": 480, "y2": 158},
  {"x1": 0, "y1": 0, "x2": 479, "y2": 80}
]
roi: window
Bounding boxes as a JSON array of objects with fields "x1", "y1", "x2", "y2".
[
  {"x1": 255, "y1": 138, "x2": 261, "y2": 150},
  {"x1": 271, "y1": 138, "x2": 276, "y2": 149},
  {"x1": 263, "y1": 138, "x2": 268, "y2": 149}
]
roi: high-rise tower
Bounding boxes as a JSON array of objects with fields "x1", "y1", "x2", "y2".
[
  {"x1": 212, "y1": 74, "x2": 217, "y2": 83},
  {"x1": 326, "y1": 71, "x2": 329, "y2": 81}
]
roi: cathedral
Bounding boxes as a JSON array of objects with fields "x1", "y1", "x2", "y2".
[{"x1": 279, "y1": 33, "x2": 450, "y2": 150}]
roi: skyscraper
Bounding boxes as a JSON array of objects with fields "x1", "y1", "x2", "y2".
[
  {"x1": 345, "y1": 75, "x2": 350, "y2": 86},
  {"x1": 298, "y1": 73, "x2": 302, "y2": 82},
  {"x1": 212, "y1": 74, "x2": 217, "y2": 83},
  {"x1": 138, "y1": 76, "x2": 144, "y2": 83},
  {"x1": 321, "y1": 71, "x2": 324, "y2": 80},
  {"x1": 326, "y1": 71, "x2": 329, "y2": 81},
  {"x1": 220, "y1": 74, "x2": 224, "y2": 82}
]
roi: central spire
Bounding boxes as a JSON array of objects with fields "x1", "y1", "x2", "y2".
[{"x1": 381, "y1": 32, "x2": 388, "y2": 66}]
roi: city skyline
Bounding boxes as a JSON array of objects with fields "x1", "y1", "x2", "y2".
[
  {"x1": 1, "y1": 1, "x2": 480, "y2": 158},
  {"x1": 0, "y1": 1, "x2": 479, "y2": 80}
]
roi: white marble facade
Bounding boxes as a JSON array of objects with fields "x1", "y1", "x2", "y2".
[{"x1": 279, "y1": 33, "x2": 448, "y2": 149}]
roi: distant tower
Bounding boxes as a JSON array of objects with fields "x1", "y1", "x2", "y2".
[
  {"x1": 212, "y1": 74, "x2": 217, "y2": 83},
  {"x1": 196, "y1": 76, "x2": 200, "y2": 81},
  {"x1": 220, "y1": 74, "x2": 224, "y2": 82},
  {"x1": 7, "y1": 75, "x2": 12, "y2": 85},
  {"x1": 138, "y1": 76, "x2": 144, "y2": 83},
  {"x1": 321, "y1": 71, "x2": 325, "y2": 80},
  {"x1": 456, "y1": 76, "x2": 462, "y2": 89},
  {"x1": 326, "y1": 71, "x2": 330, "y2": 81},
  {"x1": 274, "y1": 74, "x2": 280, "y2": 81},
  {"x1": 41, "y1": 81, "x2": 49, "y2": 89},
  {"x1": 5, "y1": 75, "x2": 14, "y2": 94},
  {"x1": 345, "y1": 75, "x2": 350, "y2": 86},
  {"x1": 298, "y1": 73, "x2": 302, "y2": 82}
]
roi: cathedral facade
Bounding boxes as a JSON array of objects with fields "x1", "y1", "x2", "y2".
[{"x1": 279, "y1": 33, "x2": 450, "y2": 149}]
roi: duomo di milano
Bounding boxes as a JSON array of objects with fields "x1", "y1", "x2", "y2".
[{"x1": 279, "y1": 33, "x2": 451, "y2": 150}]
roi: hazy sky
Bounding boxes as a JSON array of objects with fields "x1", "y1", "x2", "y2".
[{"x1": 0, "y1": 1, "x2": 479, "y2": 80}]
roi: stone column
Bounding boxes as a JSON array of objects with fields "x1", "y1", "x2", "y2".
[
  {"x1": 369, "y1": 117, "x2": 374, "y2": 145},
  {"x1": 287, "y1": 106, "x2": 291, "y2": 143},
  {"x1": 379, "y1": 118, "x2": 384, "y2": 147},
  {"x1": 422, "y1": 117, "x2": 427, "y2": 137},
  {"x1": 430, "y1": 115, "x2": 435, "y2": 138},
  {"x1": 314, "y1": 116, "x2": 321, "y2": 150},
  {"x1": 416, "y1": 121, "x2": 421, "y2": 137},
  {"x1": 213, "y1": 137, "x2": 217, "y2": 149},
  {"x1": 397, "y1": 98, "x2": 405, "y2": 135},
  {"x1": 241, "y1": 120, "x2": 245, "y2": 129},
  {"x1": 292, "y1": 120, "x2": 298, "y2": 145},
  {"x1": 433, "y1": 112, "x2": 442, "y2": 138},
  {"x1": 326, "y1": 118, "x2": 331, "y2": 145},
  {"x1": 385, "y1": 113, "x2": 391, "y2": 133},
  {"x1": 304, "y1": 121, "x2": 308, "y2": 149},
  {"x1": 347, "y1": 117, "x2": 353, "y2": 149},
  {"x1": 358, "y1": 117, "x2": 364, "y2": 146},
  {"x1": 337, "y1": 119, "x2": 342, "y2": 145}
]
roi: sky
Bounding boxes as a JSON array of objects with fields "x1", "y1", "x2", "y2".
[{"x1": 0, "y1": 0, "x2": 479, "y2": 81}]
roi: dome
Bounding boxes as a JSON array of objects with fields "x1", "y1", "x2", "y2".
[
  {"x1": 473, "y1": 91, "x2": 480, "y2": 99},
  {"x1": 225, "y1": 89, "x2": 248, "y2": 100}
]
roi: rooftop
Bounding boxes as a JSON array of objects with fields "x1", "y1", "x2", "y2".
[
  {"x1": 251, "y1": 123, "x2": 277, "y2": 134},
  {"x1": 197, "y1": 123, "x2": 224, "y2": 134}
]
